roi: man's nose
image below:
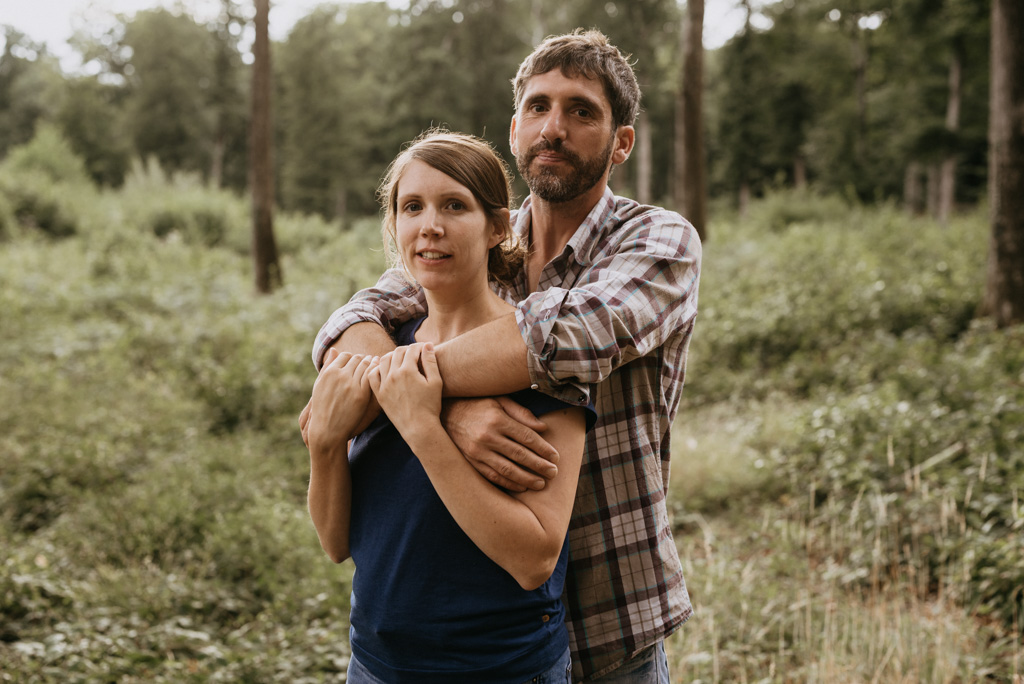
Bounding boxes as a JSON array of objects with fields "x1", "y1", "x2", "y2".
[{"x1": 540, "y1": 107, "x2": 567, "y2": 144}]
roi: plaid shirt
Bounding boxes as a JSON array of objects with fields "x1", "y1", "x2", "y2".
[{"x1": 313, "y1": 187, "x2": 701, "y2": 681}]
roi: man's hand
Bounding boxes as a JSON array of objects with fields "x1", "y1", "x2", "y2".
[{"x1": 441, "y1": 396, "x2": 560, "y2": 492}]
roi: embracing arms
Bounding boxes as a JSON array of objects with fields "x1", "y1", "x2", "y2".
[{"x1": 370, "y1": 344, "x2": 586, "y2": 590}]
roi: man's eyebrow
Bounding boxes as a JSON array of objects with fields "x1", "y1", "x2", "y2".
[{"x1": 567, "y1": 94, "x2": 604, "y2": 111}]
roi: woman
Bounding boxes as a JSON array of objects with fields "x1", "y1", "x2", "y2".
[{"x1": 303, "y1": 131, "x2": 591, "y2": 683}]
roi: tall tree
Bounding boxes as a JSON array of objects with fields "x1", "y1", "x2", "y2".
[
  {"x1": 251, "y1": 0, "x2": 281, "y2": 294},
  {"x1": 207, "y1": 0, "x2": 249, "y2": 189},
  {"x1": 121, "y1": 10, "x2": 218, "y2": 176},
  {"x1": 676, "y1": 0, "x2": 707, "y2": 240},
  {"x1": 983, "y1": 0, "x2": 1024, "y2": 325},
  {"x1": 0, "y1": 28, "x2": 63, "y2": 156}
]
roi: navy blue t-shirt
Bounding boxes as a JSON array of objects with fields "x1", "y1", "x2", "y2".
[{"x1": 346, "y1": 317, "x2": 588, "y2": 683}]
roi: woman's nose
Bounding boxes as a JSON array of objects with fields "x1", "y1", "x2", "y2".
[{"x1": 420, "y1": 208, "x2": 444, "y2": 236}]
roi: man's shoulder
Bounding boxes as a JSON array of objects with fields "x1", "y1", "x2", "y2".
[
  {"x1": 611, "y1": 195, "x2": 691, "y2": 230},
  {"x1": 605, "y1": 196, "x2": 702, "y2": 256}
]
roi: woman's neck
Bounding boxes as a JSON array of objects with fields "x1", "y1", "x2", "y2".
[{"x1": 416, "y1": 283, "x2": 512, "y2": 344}]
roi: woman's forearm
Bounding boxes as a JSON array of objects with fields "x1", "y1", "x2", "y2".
[{"x1": 307, "y1": 444, "x2": 353, "y2": 563}]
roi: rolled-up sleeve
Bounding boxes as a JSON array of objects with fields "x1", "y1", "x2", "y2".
[
  {"x1": 515, "y1": 212, "x2": 700, "y2": 394},
  {"x1": 312, "y1": 269, "x2": 427, "y2": 370}
]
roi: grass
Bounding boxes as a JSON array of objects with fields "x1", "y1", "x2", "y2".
[{"x1": 0, "y1": 141, "x2": 1020, "y2": 681}]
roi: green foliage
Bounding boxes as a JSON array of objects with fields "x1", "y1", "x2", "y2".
[
  {"x1": 0, "y1": 168, "x2": 386, "y2": 679},
  {"x1": 0, "y1": 124, "x2": 98, "y2": 239},
  {"x1": 117, "y1": 158, "x2": 245, "y2": 248},
  {"x1": 1, "y1": 123, "x2": 91, "y2": 185},
  {"x1": 690, "y1": 198, "x2": 985, "y2": 402},
  {"x1": 685, "y1": 192, "x2": 1022, "y2": 638}
]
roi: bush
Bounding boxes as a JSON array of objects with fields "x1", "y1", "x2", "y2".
[
  {"x1": 746, "y1": 187, "x2": 852, "y2": 233},
  {"x1": 1, "y1": 124, "x2": 92, "y2": 187},
  {"x1": 0, "y1": 173, "x2": 80, "y2": 238},
  {"x1": 118, "y1": 158, "x2": 246, "y2": 248}
]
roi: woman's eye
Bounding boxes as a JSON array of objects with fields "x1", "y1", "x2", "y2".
[
  {"x1": 448, "y1": 201, "x2": 465, "y2": 211},
  {"x1": 403, "y1": 202, "x2": 421, "y2": 212}
]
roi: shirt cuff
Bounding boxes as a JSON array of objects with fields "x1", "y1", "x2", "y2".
[{"x1": 515, "y1": 306, "x2": 591, "y2": 407}]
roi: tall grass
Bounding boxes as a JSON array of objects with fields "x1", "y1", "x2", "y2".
[{"x1": 1, "y1": 135, "x2": 1020, "y2": 681}]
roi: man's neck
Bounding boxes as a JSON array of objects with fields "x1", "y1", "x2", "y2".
[{"x1": 525, "y1": 184, "x2": 607, "y2": 292}]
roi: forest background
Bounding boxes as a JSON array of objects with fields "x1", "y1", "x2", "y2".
[{"x1": 1, "y1": 0, "x2": 1022, "y2": 681}]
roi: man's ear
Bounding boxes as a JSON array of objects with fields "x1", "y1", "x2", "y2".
[
  {"x1": 509, "y1": 115, "x2": 519, "y2": 156},
  {"x1": 611, "y1": 125, "x2": 635, "y2": 165}
]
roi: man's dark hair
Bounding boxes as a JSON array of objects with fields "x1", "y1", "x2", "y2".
[{"x1": 512, "y1": 29, "x2": 641, "y2": 129}]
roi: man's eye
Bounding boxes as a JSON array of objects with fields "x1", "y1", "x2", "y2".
[{"x1": 575, "y1": 108, "x2": 592, "y2": 118}]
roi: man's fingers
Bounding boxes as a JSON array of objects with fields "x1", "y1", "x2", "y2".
[
  {"x1": 495, "y1": 395, "x2": 547, "y2": 432},
  {"x1": 496, "y1": 436, "x2": 558, "y2": 480},
  {"x1": 478, "y1": 465, "x2": 529, "y2": 493}
]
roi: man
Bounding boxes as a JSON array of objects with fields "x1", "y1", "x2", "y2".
[{"x1": 303, "y1": 30, "x2": 701, "y2": 682}]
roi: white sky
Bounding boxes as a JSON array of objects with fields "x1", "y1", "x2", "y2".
[{"x1": 2, "y1": 0, "x2": 751, "y2": 73}]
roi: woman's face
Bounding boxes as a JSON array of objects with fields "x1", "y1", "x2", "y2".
[{"x1": 395, "y1": 159, "x2": 503, "y2": 294}]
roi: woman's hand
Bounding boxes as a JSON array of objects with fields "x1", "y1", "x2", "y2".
[
  {"x1": 368, "y1": 343, "x2": 443, "y2": 434},
  {"x1": 306, "y1": 349, "x2": 375, "y2": 455}
]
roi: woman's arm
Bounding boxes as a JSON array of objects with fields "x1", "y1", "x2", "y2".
[
  {"x1": 370, "y1": 345, "x2": 586, "y2": 590},
  {"x1": 305, "y1": 351, "x2": 375, "y2": 563}
]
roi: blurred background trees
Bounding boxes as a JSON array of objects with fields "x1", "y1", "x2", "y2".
[{"x1": 0, "y1": 0, "x2": 994, "y2": 223}]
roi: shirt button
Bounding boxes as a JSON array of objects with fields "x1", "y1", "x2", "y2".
[
  {"x1": 541, "y1": 614, "x2": 550, "y2": 622},
  {"x1": 530, "y1": 383, "x2": 539, "y2": 390}
]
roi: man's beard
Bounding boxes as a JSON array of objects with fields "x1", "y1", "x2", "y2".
[{"x1": 516, "y1": 134, "x2": 614, "y2": 204}]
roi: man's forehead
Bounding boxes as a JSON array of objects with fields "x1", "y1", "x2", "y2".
[{"x1": 521, "y1": 69, "x2": 609, "y2": 105}]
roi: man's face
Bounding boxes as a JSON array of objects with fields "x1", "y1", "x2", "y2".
[{"x1": 511, "y1": 70, "x2": 626, "y2": 204}]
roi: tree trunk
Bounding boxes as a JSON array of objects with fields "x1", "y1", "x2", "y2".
[
  {"x1": 335, "y1": 186, "x2": 348, "y2": 227},
  {"x1": 210, "y1": 133, "x2": 225, "y2": 189},
  {"x1": 251, "y1": 0, "x2": 281, "y2": 294},
  {"x1": 793, "y1": 156, "x2": 807, "y2": 190},
  {"x1": 679, "y1": 0, "x2": 708, "y2": 241},
  {"x1": 926, "y1": 163, "x2": 940, "y2": 219},
  {"x1": 739, "y1": 182, "x2": 751, "y2": 218},
  {"x1": 983, "y1": 0, "x2": 1024, "y2": 326},
  {"x1": 938, "y1": 52, "x2": 962, "y2": 226},
  {"x1": 852, "y1": 26, "x2": 868, "y2": 165},
  {"x1": 904, "y1": 161, "x2": 923, "y2": 216},
  {"x1": 636, "y1": 110, "x2": 652, "y2": 205}
]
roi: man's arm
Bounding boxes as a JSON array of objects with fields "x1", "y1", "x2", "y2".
[
  {"x1": 434, "y1": 313, "x2": 531, "y2": 397},
  {"x1": 437, "y1": 210, "x2": 701, "y2": 400},
  {"x1": 311, "y1": 269, "x2": 426, "y2": 370},
  {"x1": 303, "y1": 272, "x2": 560, "y2": 490}
]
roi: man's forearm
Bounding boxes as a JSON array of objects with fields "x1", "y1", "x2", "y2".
[
  {"x1": 435, "y1": 313, "x2": 532, "y2": 397},
  {"x1": 335, "y1": 321, "x2": 398, "y2": 357}
]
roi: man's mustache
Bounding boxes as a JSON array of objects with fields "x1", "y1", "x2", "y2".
[{"x1": 526, "y1": 139, "x2": 582, "y2": 166}]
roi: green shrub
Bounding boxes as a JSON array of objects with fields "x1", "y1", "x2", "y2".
[
  {"x1": 746, "y1": 187, "x2": 852, "y2": 233},
  {"x1": 0, "y1": 173, "x2": 79, "y2": 238},
  {"x1": 1, "y1": 123, "x2": 92, "y2": 187},
  {"x1": 769, "y1": 322, "x2": 1024, "y2": 630}
]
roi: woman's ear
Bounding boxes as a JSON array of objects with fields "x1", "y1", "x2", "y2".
[{"x1": 488, "y1": 208, "x2": 511, "y2": 249}]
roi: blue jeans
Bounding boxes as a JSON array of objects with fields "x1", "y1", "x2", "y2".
[
  {"x1": 346, "y1": 646, "x2": 572, "y2": 683},
  {"x1": 588, "y1": 641, "x2": 670, "y2": 684}
]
